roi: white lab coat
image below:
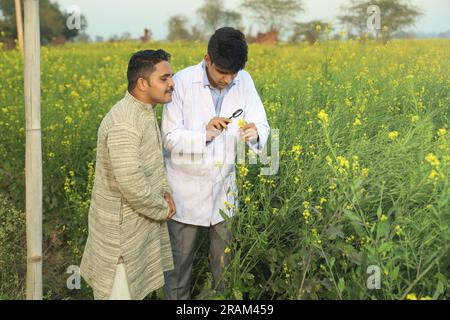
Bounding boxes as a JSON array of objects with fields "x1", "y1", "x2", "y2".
[{"x1": 161, "y1": 61, "x2": 270, "y2": 226}]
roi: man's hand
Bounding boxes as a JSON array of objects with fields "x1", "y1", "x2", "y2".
[
  {"x1": 206, "y1": 117, "x2": 231, "y2": 142},
  {"x1": 164, "y1": 192, "x2": 176, "y2": 220},
  {"x1": 239, "y1": 123, "x2": 259, "y2": 143},
  {"x1": 206, "y1": 117, "x2": 231, "y2": 131}
]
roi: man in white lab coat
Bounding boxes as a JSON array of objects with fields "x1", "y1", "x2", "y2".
[{"x1": 161, "y1": 27, "x2": 270, "y2": 299}]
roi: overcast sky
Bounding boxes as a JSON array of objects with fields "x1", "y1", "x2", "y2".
[{"x1": 53, "y1": 0, "x2": 450, "y2": 40}]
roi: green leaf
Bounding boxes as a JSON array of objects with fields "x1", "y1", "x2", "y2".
[
  {"x1": 391, "y1": 265, "x2": 399, "y2": 281},
  {"x1": 351, "y1": 221, "x2": 366, "y2": 238},
  {"x1": 378, "y1": 242, "x2": 393, "y2": 254},
  {"x1": 338, "y1": 278, "x2": 345, "y2": 295},
  {"x1": 376, "y1": 206, "x2": 382, "y2": 219},
  {"x1": 325, "y1": 225, "x2": 345, "y2": 240},
  {"x1": 343, "y1": 244, "x2": 364, "y2": 265},
  {"x1": 432, "y1": 280, "x2": 444, "y2": 300},
  {"x1": 343, "y1": 209, "x2": 361, "y2": 223},
  {"x1": 376, "y1": 221, "x2": 390, "y2": 239}
]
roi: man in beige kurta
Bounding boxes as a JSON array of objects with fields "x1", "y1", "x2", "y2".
[{"x1": 80, "y1": 49, "x2": 176, "y2": 300}]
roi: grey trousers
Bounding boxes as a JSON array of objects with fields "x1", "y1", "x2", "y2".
[{"x1": 163, "y1": 219, "x2": 231, "y2": 300}]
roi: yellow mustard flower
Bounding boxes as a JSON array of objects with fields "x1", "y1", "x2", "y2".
[
  {"x1": 317, "y1": 110, "x2": 329, "y2": 127},
  {"x1": 237, "y1": 118, "x2": 247, "y2": 128},
  {"x1": 425, "y1": 153, "x2": 440, "y2": 167},
  {"x1": 361, "y1": 168, "x2": 369, "y2": 178},
  {"x1": 388, "y1": 131, "x2": 399, "y2": 140}
]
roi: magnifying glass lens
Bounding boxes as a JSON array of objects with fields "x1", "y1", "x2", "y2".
[{"x1": 231, "y1": 109, "x2": 243, "y2": 118}]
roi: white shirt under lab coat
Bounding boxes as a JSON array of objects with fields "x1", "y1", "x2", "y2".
[{"x1": 161, "y1": 61, "x2": 270, "y2": 226}]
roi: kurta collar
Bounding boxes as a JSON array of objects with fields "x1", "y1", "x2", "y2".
[{"x1": 124, "y1": 90, "x2": 154, "y2": 112}]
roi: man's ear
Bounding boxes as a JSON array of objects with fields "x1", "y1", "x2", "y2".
[
  {"x1": 136, "y1": 77, "x2": 150, "y2": 91},
  {"x1": 204, "y1": 54, "x2": 211, "y2": 67}
]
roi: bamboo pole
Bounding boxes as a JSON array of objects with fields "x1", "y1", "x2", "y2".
[
  {"x1": 14, "y1": 0, "x2": 24, "y2": 52},
  {"x1": 24, "y1": 0, "x2": 42, "y2": 300}
]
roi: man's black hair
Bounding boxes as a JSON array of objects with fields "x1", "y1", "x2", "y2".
[
  {"x1": 127, "y1": 49, "x2": 171, "y2": 91},
  {"x1": 207, "y1": 27, "x2": 248, "y2": 73}
]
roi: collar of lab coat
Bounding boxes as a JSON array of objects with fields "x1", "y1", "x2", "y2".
[{"x1": 193, "y1": 60, "x2": 242, "y2": 85}]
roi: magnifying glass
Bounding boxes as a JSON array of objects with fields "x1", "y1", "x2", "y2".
[{"x1": 228, "y1": 108, "x2": 243, "y2": 120}]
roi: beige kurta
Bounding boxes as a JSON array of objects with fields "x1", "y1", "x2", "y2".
[{"x1": 80, "y1": 91, "x2": 174, "y2": 300}]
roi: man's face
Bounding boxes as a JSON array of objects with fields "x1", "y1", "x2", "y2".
[
  {"x1": 204, "y1": 54, "x2": 237, "y2": 90},
  {"x1": 144, "y1": 61, "x2": 174, "y2": 105}
]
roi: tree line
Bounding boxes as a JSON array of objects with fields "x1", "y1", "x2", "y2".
[
  {"x1": 0, "y1": 0, "x2": 425, "y2": 46},
  {"x1": 168, "y1": 0, "x2": 424, "y2": 44}
]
